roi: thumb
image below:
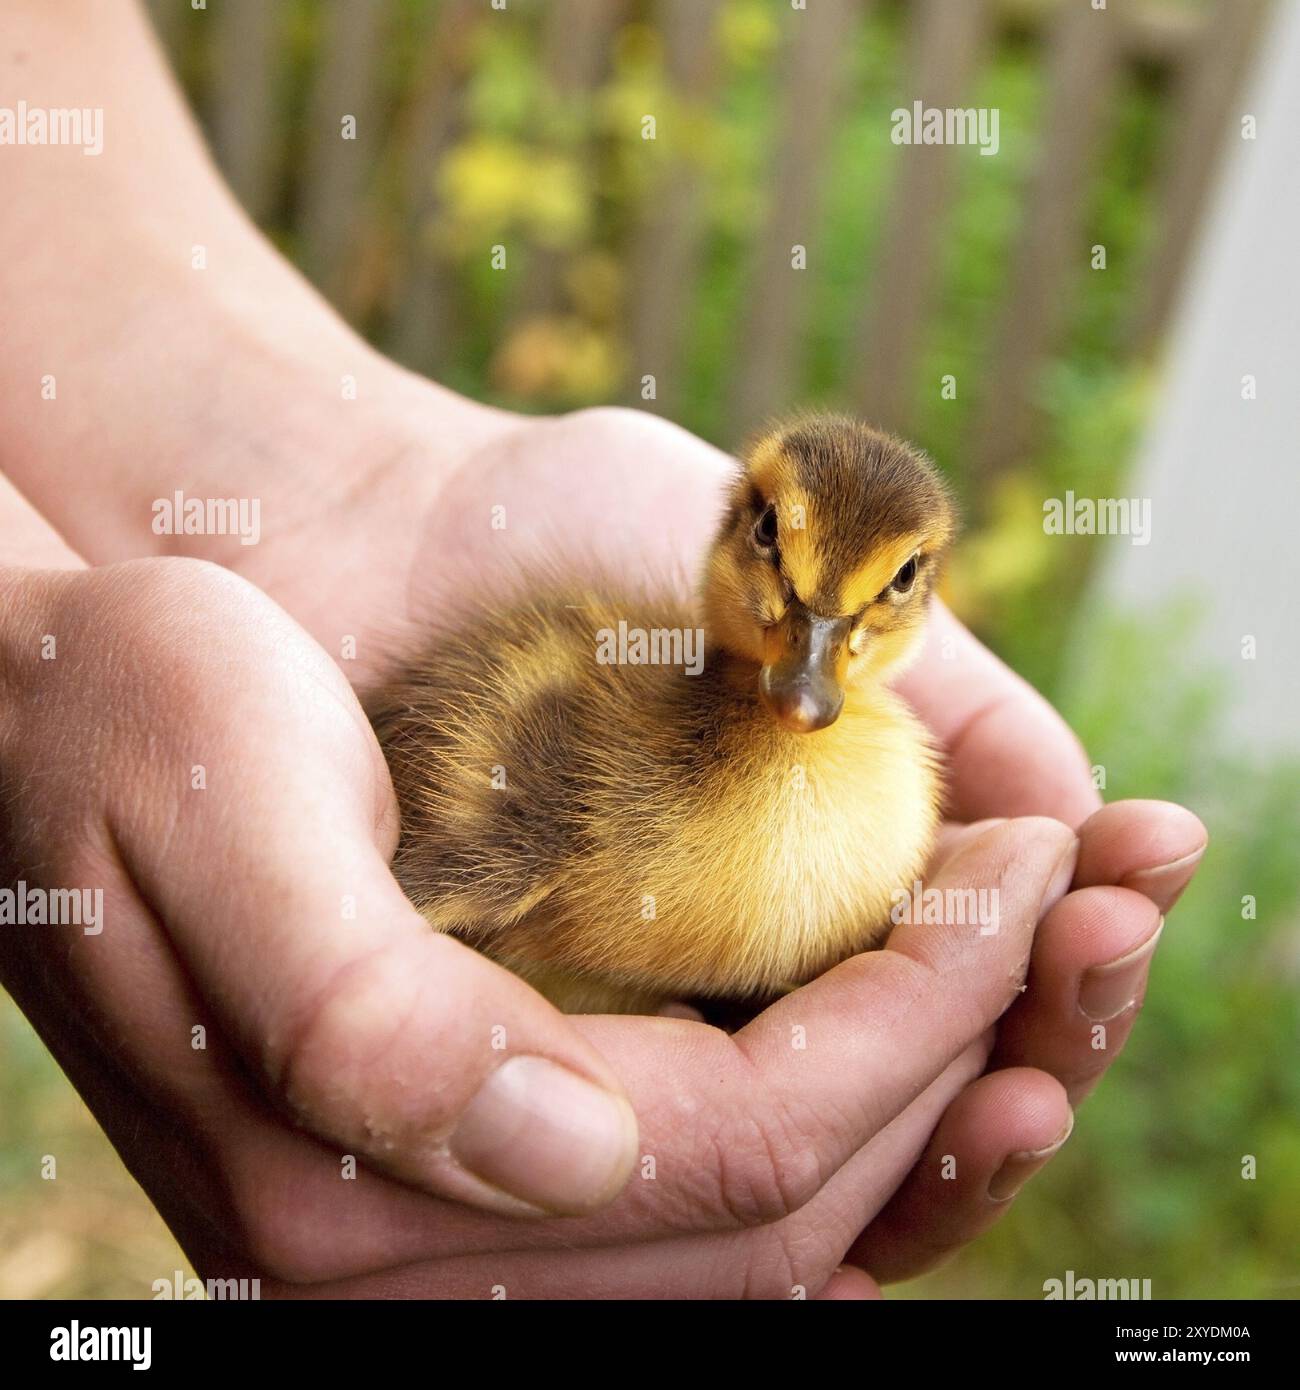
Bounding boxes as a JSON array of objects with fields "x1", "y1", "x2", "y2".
[{"x1": 121, "y1": 788, "x2": 639, "y2": 1219}]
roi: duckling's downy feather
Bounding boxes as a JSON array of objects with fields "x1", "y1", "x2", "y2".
[
  {"x1": 371, "y1": 598, "x2": 940, "y2": 1012},
  {"x1": 371, "y1": 417, "x2": 954, "y2": 1014}
]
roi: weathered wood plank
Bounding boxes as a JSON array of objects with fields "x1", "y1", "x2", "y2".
[
  {"x1": 624, "y1": 0, "x2": 724, "y2": 413},
  {"x1": 998, "y1": 0, "x2": 1202, "y2": 65},
  {"x1": 387, "y1": 0, "x2": 483, "y2": 374},
  {"x1": 298, "y1": 0, "x2": 393, "y2": 304},
  {"x1": 509, "y1": 0, "x2": 631, "y2": 324},
  {"x1": 727, "y1": 0, "x2": 865, "y2": 441},
  {"x1": 854, "y1": 0, "x2": 993, "y2": 436},
  {"x1": 968, "y1": 0, "x2": 1119, "y2": 489},
  {"x1": 1134, "y1": 0, "x2": 1271, "y2": 349},
  {"x1": 209, "y1": 0, "x2": 285, "y2": 225}
]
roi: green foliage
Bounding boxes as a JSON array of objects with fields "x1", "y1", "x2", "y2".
[{"x1": 909, "y1": 608, "x2": 1300, "y2": 1298}]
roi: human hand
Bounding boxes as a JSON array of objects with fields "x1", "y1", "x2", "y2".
[
  {"x1": 0, "y1": 558, "x2": 645, "y2": 1256},
  {"x1": 234, "y1": 403, "x2": 1204, "y2": 1289},
  {"x1": 0, "y1": 553, "x2": 1157, "y2": 1298}
]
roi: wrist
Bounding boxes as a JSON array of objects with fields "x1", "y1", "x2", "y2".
[{"x1": 4, "y1": 275, "x2": 513, "y2": 570}]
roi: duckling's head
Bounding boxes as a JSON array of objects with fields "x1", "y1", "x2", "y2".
[{"x1": 704, "y1": 415, "x2": 956, "y2": 733}]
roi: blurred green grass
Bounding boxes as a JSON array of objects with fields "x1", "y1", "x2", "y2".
[
  {"x1": 0, "y1": 1004, "x2": 188, "y2": 1299},
  {"x1": 905, "y1": 608, "x2": 1300, "y2": 1298}
]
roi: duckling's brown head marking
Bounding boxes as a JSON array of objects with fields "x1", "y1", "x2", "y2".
[{"x1": 704, "y1": 414, "x2": 956, "y2": 733}]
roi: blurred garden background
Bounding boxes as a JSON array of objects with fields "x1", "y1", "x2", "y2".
[{"x1": 2, "y1": 0, "x2": 1297, "y2": 1299}]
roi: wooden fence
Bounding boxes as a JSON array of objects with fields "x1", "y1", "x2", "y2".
[{"x1": 146, "y1": 0, "x2": 1271, "y2": 502}]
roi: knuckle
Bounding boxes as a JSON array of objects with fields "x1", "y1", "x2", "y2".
[
  {"x1": 705, "y1": 1106, "x2": 826, "y2": 1229},
  {"x1": 91, "y1": 557, "x2": 245, "y2": 647},
  {"x1": 269, "y1": 950, "x2": 392, "y2": 1125},
  {"x1": 58, "y1": 560, "x2": 258, "y2": 721},
  {"x1": 739, "y1": 1223, "x2": 842, "y2": 1301},
  {"x1": 266, "y1": 945, "x2": 429, "y2": 1144},
  {"x1": 560, "y1": 404, "x2": 649, "y2": 436},
  {"x1": 558, "y1": 404, "x2": 710, "y2": 461}
]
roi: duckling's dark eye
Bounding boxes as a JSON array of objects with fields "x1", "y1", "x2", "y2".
[
  {"x1": 753, "y1": 504, "x2": 778, "y2": 551},
  {"x1": 891, "y1": 556, "x2": 918, "y2": 593}
]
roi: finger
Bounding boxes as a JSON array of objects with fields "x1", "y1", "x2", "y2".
[
  {"x1": 929, "y1": 818, "x2": 1006, "y2": 872},
  {"x1": 180, "y1": 843, "x2": 1135, "y2": 1280},
  {"x1": 5, "y1": 813, "x2": 493, "y2": 1284},
  {"x1": 143, "y1": 835, "x2": 639, "y2": 1220},
  {"x1": 847, "y1": 1067, "x2": 1071, "y2": 1283},
  {"x1": 207, "y1": 1027, "x2": 991, "y2": 1287},
  {"x1": 895, "y1": 602, "x2": 1101, "y2": 828},
  {"x1": 815, "y1": 1266, "x2": 884, "y2": 1300},
  {"x1": 448, "y1": 818, "x2": 1077, "y2": 1250},
  {"x1": 1073, "y1": 799, "x2": 1208, "y2": 913},
  {"x1": 722, "y1": 820, "x2": 1076, "y2": 1206},
  {"x1": 993, "y1": 885, "x2": 1163, "y2": 1102},
  {"x1": 292, "y1": 818, "x2": 1065, "y2": 1267},
  {"x1": 262, "y1": 1038, "x2": 991, "y2": 1297}
]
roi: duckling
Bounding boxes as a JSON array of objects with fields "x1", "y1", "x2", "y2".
[{"x1": 369, "y1": 415, "x2": 956, "y2": 1016}]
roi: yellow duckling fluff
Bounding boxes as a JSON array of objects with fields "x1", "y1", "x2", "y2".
[{"x1": 369, "y1": 415, "x2": 957, "y2": 1016}]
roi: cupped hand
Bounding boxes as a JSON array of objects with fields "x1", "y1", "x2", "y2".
[
  {"x1": 1, "y1": 410, "x2": 1206, "y2": 1298},
  {"x1": 225, "y1": 403, "x2": 1206, "y2": 1289},
  {"x1": 0, "y1": 559, "x2": 659, "y2": 1214},
  {"x1": 0, "y1": 555, "x2": 1099, "y2": 1298},
  {"x1": 0, "y1": 0, "x2": 1206, "y2": 1295}
]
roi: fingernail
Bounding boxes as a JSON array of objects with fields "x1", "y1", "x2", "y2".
[
  {"x1": 450, "y1": 1056, "x2": 638, "y2": 1214},
  {"x1": 1040, "y1": 837, "x2": 1080, "y2": 916},
  {"x1": 988, "y1": 1111, "x2": 1074, "y2": 1202},
  {"x1": 1120, "y1": 846, "x2": 1206, "y2": 914},
  {"x1": 1078, "y1": 918, "x2": 1165, "y2": 1022},
  {"x1": 954, "y1": 819, "x2": 1010, "y2": 850}
]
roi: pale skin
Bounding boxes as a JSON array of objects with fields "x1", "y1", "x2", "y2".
[{"x1": 0, "y1": 2, "x2": 1207, "y2": 1297}]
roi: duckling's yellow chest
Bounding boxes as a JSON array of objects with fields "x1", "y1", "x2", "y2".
[
  {"x1": 543, "y1": 686, "x2": 941, "y2": 1000},
  {"x1": 372, "y1": 600, "x2": 942, "y2": 1012}
]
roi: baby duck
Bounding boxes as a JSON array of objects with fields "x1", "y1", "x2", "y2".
[{"x1": 370, "y1": 415, "x2": 956, "y2": 1015}]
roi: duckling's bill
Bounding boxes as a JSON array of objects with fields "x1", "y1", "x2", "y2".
[{"x1": 758, "y1": 602, "x2": 851, "y2": 733}]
